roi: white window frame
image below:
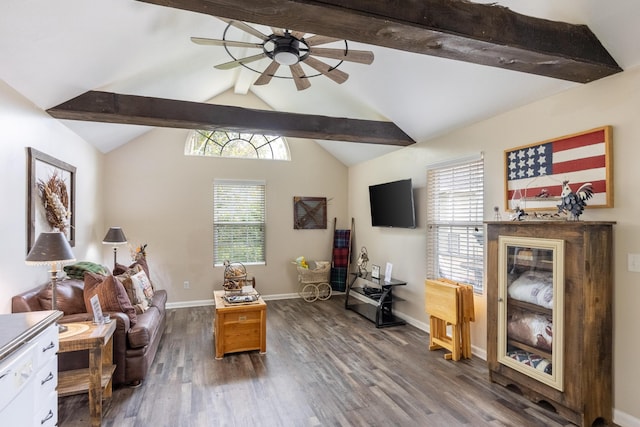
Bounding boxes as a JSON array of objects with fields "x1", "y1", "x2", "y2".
[
  {"x1": 213, "y1": 179, "x2": 266, "y2": 267},
  {"x1": 426, "y1": 156, "x2": 484, "y2": 293}
]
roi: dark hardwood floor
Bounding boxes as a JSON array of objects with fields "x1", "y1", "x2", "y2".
[{"x1": 58, "y1": 296, "x2": 577, "y2": 426}]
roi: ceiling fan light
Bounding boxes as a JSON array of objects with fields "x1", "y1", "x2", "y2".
[
  {"x1": 274, "y1": 47, "x2": 299, "y2": 65},
  {"x1": 272, "y1": 37, "x2": 300, "y2": 66}
]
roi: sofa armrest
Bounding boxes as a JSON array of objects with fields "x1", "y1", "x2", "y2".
[
  {"x1": 128, "y1": 307, "x2": 161, "y2": 349},
  {"x1": 11, "y1": 287, "x2": 44, "y2": 312},
  {"x1": 151, "y1": 289, "x2": 167, "y2": 307},
  {"x1": 103, "y1": 311, "x2": 130, "y2": 385},
  {"x1": 107, "y1": 311, "x2": 132, "y2": 332}
]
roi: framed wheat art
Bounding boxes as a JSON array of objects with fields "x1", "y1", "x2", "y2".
[{"x1": 27, "y1": 147, "x2": 76, "y2": 253}]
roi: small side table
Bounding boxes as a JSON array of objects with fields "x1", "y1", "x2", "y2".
[
  {"x1": 58, "y1": 321, "x2": 116, "y2": 427},
  {"x1": 213, "y1": 290, "x2": 267, "y2": 359}
]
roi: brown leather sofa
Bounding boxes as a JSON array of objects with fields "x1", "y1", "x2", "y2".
[{"x1": 12, "y1": 276, "x2": 167, "y2": 387}]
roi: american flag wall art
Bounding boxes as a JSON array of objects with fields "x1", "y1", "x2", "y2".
[{"x1": 504, "y1": 126, "x2": 613, "y2": 211}]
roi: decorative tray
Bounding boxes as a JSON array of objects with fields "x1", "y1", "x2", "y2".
[{"x1": 223, "y1": 293, "x2": 260, "y2": 305}]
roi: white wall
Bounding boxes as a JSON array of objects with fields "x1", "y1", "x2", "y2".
[
  {"x1": 0, "y1": 80, "x2": 105, "y2": 313},
  {"x1": 348, "y1": 65, "x2": 640, "y2": 424},
  {"x1": 103, "y1": 89, "x2": 349, "y2": 303}
]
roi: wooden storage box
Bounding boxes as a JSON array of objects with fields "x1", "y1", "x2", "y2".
[{"x1": 213, "y1": 290, "x2": 267, "y2": 359}]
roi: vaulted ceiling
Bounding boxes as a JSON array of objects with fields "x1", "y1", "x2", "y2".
[{"x1": 2, "y1": 1, "x2": 639, "y2": 165}]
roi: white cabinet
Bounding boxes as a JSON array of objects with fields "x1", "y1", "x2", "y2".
[{"x1": 0, "y1": 311, "x2": 61, "y2": 427}]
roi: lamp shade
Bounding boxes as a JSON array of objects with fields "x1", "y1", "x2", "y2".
[
  {"x1": 102, "y1": 227, "x2": 127, "y2": 244},
  {"x1": 25, "y1": 232, "x2": 76, "y2": 265}
]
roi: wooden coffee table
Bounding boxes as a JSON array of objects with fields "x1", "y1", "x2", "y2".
[
  {"x1": 58, "y1": 321, "x2": 116, "y2": 427},
  {"x1": 213, "y1": 290, "x2": 267, "y2": 359}
]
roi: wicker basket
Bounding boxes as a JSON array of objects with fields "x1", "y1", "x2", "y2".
[{"x1": 297, "y1": 262, "x2": 330, "y2": 284}]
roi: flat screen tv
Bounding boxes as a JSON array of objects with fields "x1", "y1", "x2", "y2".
[{"x1": 368, "y1": 179, "x2": 416, "y2": 228}]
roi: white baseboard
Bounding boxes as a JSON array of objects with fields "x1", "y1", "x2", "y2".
[
  {"x1": 166, "y1": 299, "x2": 213, "y2": 309},
  {"x1": 614, "y1": 409, "x2": 640, "y2": 427}
]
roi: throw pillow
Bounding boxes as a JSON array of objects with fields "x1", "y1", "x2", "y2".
[
  {"x1": 115, "y1": 264, "x2": 144, "y2": 310},
  {"x1": 132, "y1": 270, "x2": 154, "y2": 301},
  {"x1": 114, "y1": 256, "x2": 154, "y2": 290},
  {"x1": 130, "y1": 271, "x2": 153, "y2": 313},
  {"x1": 83, "y1": 272, "x2": 137, "y2": 326},
  {"x1": 63, "y1": 261, "x2": 109, "y2": 280}
]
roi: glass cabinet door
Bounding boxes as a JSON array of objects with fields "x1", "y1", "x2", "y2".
[{"x1": 497, "y1": 236, "x2": 564, "y2": 391}]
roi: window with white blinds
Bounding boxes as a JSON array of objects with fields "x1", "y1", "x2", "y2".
[
  {"x1": 213, "y1": 180, "x2": 266, "y2": 266},
  {"x1": 426, "y1": 157, "x2": 484, "y2": 293}
]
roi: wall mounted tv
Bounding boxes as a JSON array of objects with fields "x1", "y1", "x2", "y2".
[{"x1": 368, "y1": 178, "x2": 416, "y2": 228}]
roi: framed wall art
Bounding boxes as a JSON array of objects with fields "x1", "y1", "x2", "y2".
[
  {"x1": 27, "y1": 148, "x2": 76, "y2": 253},
  {"x1": 504, "y1": 126, "x2": 613, "y2": 211},
  {"x1": 293, "y1": 196, "x2": 327, "y2": 229}
]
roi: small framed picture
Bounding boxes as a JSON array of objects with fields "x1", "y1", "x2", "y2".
[
  {"x1": 90, "y1": 294, "x2": 104, "y2": 324},
  {"x1": 371, "y1": 264, "x2": 380, "y2": 279}
]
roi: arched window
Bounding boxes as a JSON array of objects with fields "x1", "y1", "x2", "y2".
[{"x1": 184, "y1": 130, "x2": 290, "y2": 160}]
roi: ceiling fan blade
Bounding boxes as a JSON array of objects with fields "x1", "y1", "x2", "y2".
[
  {"x1": 218, "y1": 18, "x2": 269, "y2": 41},
  {"x1": 304, "y1": 35, "x2": 342, "y2": 47},
  {"x1": 290, "y1": 30, "x2": 306, "y2": 39},
  {"x1": 310, "y1": 47, "x2": 374, "y2": 65},
  {"x1": 271, "y1": 28, "x2": 284, "y2": 37},
  {"x1": 214, "y1": 53, "x2": 267, "y2": 70},
  {"x1": 254, "y1": 61, "x2": 281, "y2": 86},
  {"x1": 302, "y1": 56, "x2": 349, "y2": 84},
  {"x1": 290, "y1": 63, "x2": 311, "y2": 91},
  {"x1": 190, "y1": 37, "x2": 263, "y2": 49}
]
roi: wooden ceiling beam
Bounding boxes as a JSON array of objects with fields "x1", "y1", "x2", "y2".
[
  {"x1": 46, "y1": 91, "x2": 415, "y2": 146},
  {"x1": 136, "y1": 0, "x2": 622, "y2": 83}
]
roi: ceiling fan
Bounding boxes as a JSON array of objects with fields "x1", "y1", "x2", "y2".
[{"x1": 191, "y1": 19, "x2": 375, "y2": 91}]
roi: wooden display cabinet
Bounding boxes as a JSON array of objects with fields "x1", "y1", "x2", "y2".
[{"x1": 486, "y1": 221, "x2": 614, "y2": 427}]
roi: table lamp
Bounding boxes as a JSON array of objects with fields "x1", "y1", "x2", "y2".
[
  {"x1": 25, "y1": 231, "x2": 76, "y2": 332},
  {"x1": 102, "y1": 227, "x2": 127, "y2": 266}
]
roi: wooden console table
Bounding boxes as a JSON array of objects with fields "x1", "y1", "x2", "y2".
[
  {"x1": 213, "y1": 290, "x2": 267, "y2": 359},
  {"x1": 58, "y1": 321, "x2": 116, "y2": 427}
]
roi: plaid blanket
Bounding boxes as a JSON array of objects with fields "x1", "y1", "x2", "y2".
[
  {"x1": 334, "y1": 229, "x2": 351, "y2": 248},
  {"x1": 332, "y1": 247, "x2": 350, "y2": 268},
  {"x1": 330, "y1": 267, "x2": 348, "y2": 292},
  {"x1": 64, "y1": 261, "x2": 109, "y2": 279},
  {"x1": 331, "y1": 230, "x2": 351, "y2": 291}
]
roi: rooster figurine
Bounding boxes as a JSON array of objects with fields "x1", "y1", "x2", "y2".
[{"x1": 557, "y1": 181, "x2": 594, "y2": 220}]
